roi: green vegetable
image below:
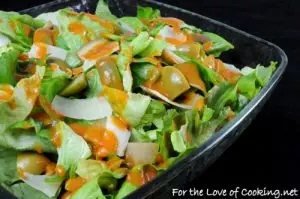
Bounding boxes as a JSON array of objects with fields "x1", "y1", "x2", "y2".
[
  {"x1": 207, "y1": 82, "x2": 237, "y2": 116},
  {"x1": 95, "y1": 0, "x2": 117, "y2": 21},
  {"x1": 130, "y1": 31, "x2": 151, "y2": 56},
  {"x1": 118, "y1": 17, "x2": 148, "y2": 33},
  {"x1": 0, "y1": 148, "x2": 19, "y2": 185},
  {"x1": 0, "y1": 45, "x2": 19, "y2": 85},
  {"x1": 71, "y1": 177, "x2": 106, "y2": 199},
  {"x1": 56, "y1": 122, "x2": 91, "y2": 175},
  {"x1": 0, "y1": 129, "x2": 56, "y2": 152},
  {"x1": 122, "y1": 93, "x2": 151, "y2": 127},
  {"x1": 86, "y1": 69, "x2": 103, "y2": 98},
  {"x1": 202, "y1": 32, "x2": 234, "y2": 57},
  {"x1": 0, "y1": 66, "x2": 45, "y2": 133},
  {"x1": 117, "y1": 42, "x2": 133, "y2": 92},
  {"x1": 138, "y1": 39, "x2": 167, "y2": 57},
  {"x1": 40, "y1": 75, "x2": 69, "y2": 102},
  {"x1": 137, "y1": 6, "x2": 160, "y2": 21},
  {"x1": 115, "y1": 181, "x2": 137, "y2": 199}
]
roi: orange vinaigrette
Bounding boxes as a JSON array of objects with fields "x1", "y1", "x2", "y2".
[
  {"x1": 65, "y1": 177, "x2": 87, "y2": 192},
  {"x1": 156, "y1": 17, "x2": 184, "y2": 34},
  {"x1": 35, "y1": 43, "x2": 48, "y2": 59},
  {"x1": 50, "y1": 127, "x2": 62, "y2": 148},
  {"x1": 85, "y1": 13, "x2": 115, "y2": 33},
  {"x1": 55, "y1": 165, "x2": 65, "y2": 177},
  {"x1": 81, "y1": 41, "x2": 119, "y2": 60},
  {"x1": 102, "y1": 86, "x2": 128, "y2": 114}
]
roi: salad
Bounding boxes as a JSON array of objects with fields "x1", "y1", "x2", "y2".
[{"x1": 0, "y1": 0, "x2": 277, "y2": 199}]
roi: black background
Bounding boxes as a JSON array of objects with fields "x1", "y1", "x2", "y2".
[{"x1": 1, "y1": 0, "x2": 300, "y2": 198}]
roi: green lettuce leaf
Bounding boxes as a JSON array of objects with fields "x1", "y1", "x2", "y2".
[
  {"x1": 0, "y1": 11, "x2": 36, "y2": 48},
  {"x1": 122, "y1": 93, "x2": 151, "y2": 127},
  {"x1": 40, "y1": 75, "x2": 69, "y2": 102},
  {"x1": 76, "y1": 159, "x2": 125, "y2": 181},
  {"x1": 255, "y1": 61, "x2": 276, "y2": 86},
  {"x1": 0, "y1": 66, "x2": 45, "y2": 133},
  {"x1": 117, "y1": 42, "x2": 133, "y2": 92},
  {"x1": 2, "y1": 183, "x2": 51, "y2": 199},
  {"x1": 137, "y1": 6, "x2": 160, "y2": 21},
  {"x1": 22, "y1": 173, "x2": 61, "y2": 197},
  {"x1": 196, "y1": 107, "x2": 232, "y2": 146},
  {"x1": 0, "y1": 45, "x2": 19, "y2": 85},
  {"x1": 71, "y1": 177, "x2": 107, "y2": 199},
  {"x1": 115, "y1": 181, "x2": 137, "y2": 199},
  {"x1": 118, "y1": 17, "x2": 148, "y2": 34},
  {"x1": 95, "y1": 0, "x2": 117, "y2": 21},
  {"x1": 202, "y1": 32, "x2": 234, "y2": 57},
  {"x1": 56, "y1": 122, "x2": 91, "y2": 174},
  {"x1": 0, "y1": 129, "x2": 56, "y2": 152},
  {"x1": 0, "y1": 147, "x2": 19, "y2": 185},
  {"x1": 138, "y1": 39, "x2": 167, "y2": 57},
  {"x1": 130, "y1": 31, "x2": 151, "y2": 56},
  {"x1": 86, "y1": 69, "x2": 103, "y2": 98},
  {"x1": 207, "y1": 82, "x2": 237, "y2": 116}
]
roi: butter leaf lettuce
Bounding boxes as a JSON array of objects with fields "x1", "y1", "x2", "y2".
[
  {"x1": 95, "y1": 0, "x2": 117, "y2": 21},
  {"x1": 56, "y1": 122, "x2": 91, "y2": 174},
  {"x1": 72, "y1": 177, "x2": 106, "y2": 199},
  {"x1": 137, "y1": 6, "x2": 160, "y2": 21},
  {"x1": 202, "y1": 32, "x2": 234, "y2": 57},
  {"x1": 0, "y1": 129, "x2": 56, "y2": 152},
  {"x1": 117, "y1": 42, "x2": 133, "y2": 92},
  {"x1": 0, "y1": 66, "x2": 45, "y2": 133},
  {"x1": 0, "y1": 148, "x2": 19, "y2": 185},
  {"x1": 0, "y1": 45, "x2": 19, "y2": 85}
]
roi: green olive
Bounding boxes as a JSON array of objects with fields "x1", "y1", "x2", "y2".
[
  {"x1": 161, "y1": 66, "x2": 190, "y2": 100},
  {"x1": 178, "y1": 43, "x2": 201, "y2": 59},
  {"x1": 17, "y1": 152, "x2": 51, "y2": 175},
  {"x1": 60, "y1": 73, "x2": 87, "y2": 97},
  {"x1": 161, "y1": 49, "x2": 185, "y2": 65},
  {"x1": 96, "y1": 57, "x2": 123, "y2": 90}
]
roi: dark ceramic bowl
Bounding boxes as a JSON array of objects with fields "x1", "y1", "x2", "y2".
[{"x1": 2, "y1": 0, "x2": 288, "y2": 198}]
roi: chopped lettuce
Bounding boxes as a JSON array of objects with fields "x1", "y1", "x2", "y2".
[
  {"x1": 76, "y1": 159, "x2": 125, "y2": 180},
  {"x1": 0, "y1": 66, "x2": 45, "y2": 133},
  {"x1": 138, "y1": 39, "x2": 167, "y2": 57},
  {"x1": 117, "y1": 42, "x2": 133, "y2": 92},
  {"x1": 72, "y1": 177, "x2": 106, "y2": 199},
  {"x1": 130, "y1": 32, "x2": 151, "y2": 56},
  {"x1": 118, "y1": 17, "x2": 148, "y2": 34},
  {"x1": 0, "y1": 129, "x2": 56, "y2": 152},
  {"x1": 86, "y1": 69, "x2": 103, "y2": 98},
  {"x1": 0, "y1": 148, "x2": 19, "y2": 185},
  {"x1": 122, "y1": 93, "x2": 151, "y2": 127},
  {"x1": 207, "y1": 82, "x2": 237, "y2": 115},
  {"x1": 0, "y1": 45, "x2": 19, "y2": 85},
  {"x1": 40, "y1": 75, "x2": 69, "y2": 102},
  {"x1": 137, "y1": 6, "x2": 160, "y2": 21},
  {"x1": 95, "y1": 0, "x2": 117, "y2": 21},
  {"x1": 56, "y1": 122, "x2": 91, "y2": 174},
  {"x1": 22, "y1": 173, "x2": 61, "y2": 197},
  {"x1": 115, "y1": 181, "x2": 137, "y2": 199},
  {"x1": 202, "y1": 32, "x2": 234, "y2": 57}
]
